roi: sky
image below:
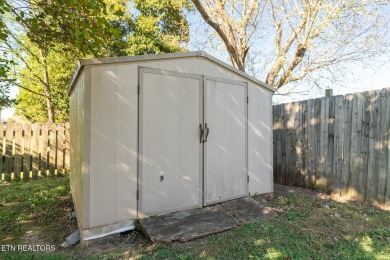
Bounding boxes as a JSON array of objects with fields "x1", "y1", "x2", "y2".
[
  {"x1": 2, "y1": 3, "x2": 389, "y2": 120},
  {"x1": 182, "y1": 38, "x2": 390, "y2": 104},
  {"x1": 183, "y1": 5, "x2": 390, "y2": 104},
  {"x1": 272, "y1": 62, "x2": 390, "y2": 104}
]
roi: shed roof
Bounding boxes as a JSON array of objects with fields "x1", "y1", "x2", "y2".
[{"x1": 68, "y1": 51, "x2": 275, "y2": 96}]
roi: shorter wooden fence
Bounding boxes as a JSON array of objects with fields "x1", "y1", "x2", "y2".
[
  {"x1": 0, "y1": 122, "x2": 70, "y2": 182},
  {"x1": 273, "y1": 88, "x2": 390, "y2": 205}
]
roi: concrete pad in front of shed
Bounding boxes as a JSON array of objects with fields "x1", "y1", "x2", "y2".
[
  {"x1": 221, "y1": 197, "x2": 277, "y2": 223},
  {"x1": 139, "y1": 205, "x2": 239, "y2": 243}
]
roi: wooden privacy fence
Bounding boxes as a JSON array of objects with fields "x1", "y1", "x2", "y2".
[
  {"x1": 0, "y1": 122, "x2": 70, "y2": 182},
  {"x1": 273, "y1": 88, "x2": 390, "y2": 205}
]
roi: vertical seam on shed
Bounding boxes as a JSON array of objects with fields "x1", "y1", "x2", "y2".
[
  {"x1": 86, "y1": 68, "x2": 92, "y2": 228},
  {"x1": 246, "y1": 83, "x2": 249, "y2": 195},
  {"x1": 269, "y1": 90, "x2": 274, "y2": 190},
  {"x1": 136, "y1": 67, "x2": 142, "y2": 217},
  {"x1": 201, "y1": 75, "x2": 205, "y2": 207},
  {"x1": 114, "y1": 65, "x2": 118, "y2": 222}
]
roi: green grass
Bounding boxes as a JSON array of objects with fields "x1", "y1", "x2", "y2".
[
  {"x1": 0, "y1": 178, "x2": 389, "y2": 259},
  {"x1": 0, "y1": 177, "x2": 72, "y2": 244},
  {"x1": 140, "y1": 195, "x2": 390, "y2": 260}
]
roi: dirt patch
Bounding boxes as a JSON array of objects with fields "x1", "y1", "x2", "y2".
[
  {"x1": 268, "y1": 184, "x2": 390, "y2": 211},
  {"x1": 36, "y1": 193, "x2": 151, "y2": 257},
  {"x1": 61, "y1": 230, "x2": 152, "y2": 258},
  {"x1": 273, "y1": 183, "x2": 332, "y2": 200},
  {"x1": 17, "y1": 194, "x2": 78, "y2": 247},
  {"x1": 21, "y1": 227, "x2": 48, "y2": 245}
]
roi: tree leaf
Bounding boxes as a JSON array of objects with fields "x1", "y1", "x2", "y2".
[{"x1": 113, "y1": 10, "x2": 124, "y2": 16}]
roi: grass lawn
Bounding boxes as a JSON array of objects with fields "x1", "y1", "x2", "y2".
[{"x1": 0, "y1": 177, "x2": 389, "y2": 259}]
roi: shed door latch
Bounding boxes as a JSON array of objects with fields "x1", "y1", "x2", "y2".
[
  {"x1": 204, "y1": 123, "x2": 210, "y2": 143},
  {"x1": 199, "y1": 124, "x2": 204, "y2": 143}
]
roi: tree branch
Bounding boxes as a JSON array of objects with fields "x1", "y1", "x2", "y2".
[
  {"x1": 191, "y1": 0, "x2": 232, "y2": 50},
  {"x1": 4, "y1": 41, "x2": 48, "y2": 87},
  {"x1": 12, "y1": 82, "x2": 45, "y2": 97},
  {"x1": 274, "y1": 43, "x2": 307, "y2": 89}
]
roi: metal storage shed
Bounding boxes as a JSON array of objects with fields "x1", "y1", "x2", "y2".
[{"x1": 68, "y1": 51, "x2": 275, "y2": 241}]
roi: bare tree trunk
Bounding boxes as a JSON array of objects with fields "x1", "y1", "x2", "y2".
[
  {"x1": 192, "y1": 0, "x2": 249, "y2": 72},
  {"x1": 230, "y1": 50, "x2": 247, "y2": 71},
  {"x1": 39, "y1": 48, "x2": 55, "y2": 123}
]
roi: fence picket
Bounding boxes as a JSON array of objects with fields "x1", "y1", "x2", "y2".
[
  {"x1": 385, "y1": 89, "x2": 390, "y2": 207},
  {"x1": 302, "y1": 101, "x2": 309, "y2": 188},
  {"x1": 0, "y1": 124, "x2": 3, "y2": 180},
  {"x1": 295, "y1": 101, "x2": 304, "y2": 186},
  {"x1": 22, "y1": 124, "x2": 32, "y2": 179},
  {"x1": 359, "y1": 92, "x2": 370, "y2": 199},
  {"x1": 4, "y1": 124, "x2": 13, "y2": 181},
  {"x1": 40, "y1": 124, "x2": 49, "y2": 176},
  {"x1": 280, "y1": 104, "x2": 287, "y2": 184},
  {"x1": 0, "y1": 122, "x2": 70, "y2": 182},
  {"x1": 32, "y1": 124, "x2": 40, "y2": 178},
  {"x1": 288, "y1": 102, "x2": 298, "y2": 186},
  {"x1": 314, "y1": 98, "x2": 322, "y2": 187},
  {"x1": 57, "y1": 124, "x2": 65, "y2": 175},
  {"x1": 333, "y1": 96, "x2": 344, "y2": 196},
  {"x1": 349, "y1": 93, "x2": 364, "y2": 199},
  {"x1": 307, "y1": 99, "x2": 317, "y2": 188},
  {"x1": 49, "y1": 123, "x2": 57, "y2": 175},
  {"x1": 65, "y1": 122, "x2": 71, "y2": 174},
  {"x1": 341, "y1": 94, "x2": 354, "y2": 196},
  {"x1": 366, "y1": 90, "x2": 380, "y2": 199},
  {"x1": 379, "y1": 89, "x2": 390, "y2": 203},
  {"x1": 317, "y1": 98, "x2": 329, "y2": 189},
  {"x1": 14, "y1": 124, "x2": 22, "y2": 180},
  {"x1": 326, "y1": 96, "x2": 335, "y2": 192}
]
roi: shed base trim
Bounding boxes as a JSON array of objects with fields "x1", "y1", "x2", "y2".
[{"x1": 82, "y1": 219, "x2": 135, "y2": 241}]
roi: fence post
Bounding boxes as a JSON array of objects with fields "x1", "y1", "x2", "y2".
[{"x1": 325, "y1": 88, "x2": 333, "y2": 97}]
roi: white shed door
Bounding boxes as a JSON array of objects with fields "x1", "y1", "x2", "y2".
[
  {"x1": 139, "y1": 68, "x2": 203, "y2": 216},
  {"x1": 204, "y1": 78, "x2": 247, "y2": 205}
]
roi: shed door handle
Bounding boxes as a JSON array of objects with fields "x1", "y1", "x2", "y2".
[
  {"x1": 199, "y1": 124, "x2": 204, "y2": 143},
  {"x1": 204, "y1": 123, "x2": 210, "y2": 142}
]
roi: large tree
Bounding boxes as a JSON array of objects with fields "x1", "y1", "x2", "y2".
[
  {"x1": 191, "y1": 0, "x2": 389, "y2": 90},
  {"x1": 0, "y1": 0, "x2": 123, "y2": 118},
  {"x1": 0, "y1": 0, "x2": 120, "y2": 54},
  {"x1": 106, "y1": 0, "x2": 191, "y2": 56},
  {"x1": 0, "y1": 56, "x2": 15, "y2": 108},
  {"x1": 11, "y1": 0, "x2": 190, "y2": 122},
  {"x1": 14, "y1": 42, "x2": 77, "y2": 123}
]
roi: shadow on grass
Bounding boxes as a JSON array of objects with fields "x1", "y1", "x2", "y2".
[
  {"x1": 0, "y1": 177, "x2": 75, "y2": 245},
  {"x1": 0, "y1": 180, "x2": 389, "y2": 259},
  {"x1": 143, "y1": 190, "x2": 390, "y2": 259}
]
